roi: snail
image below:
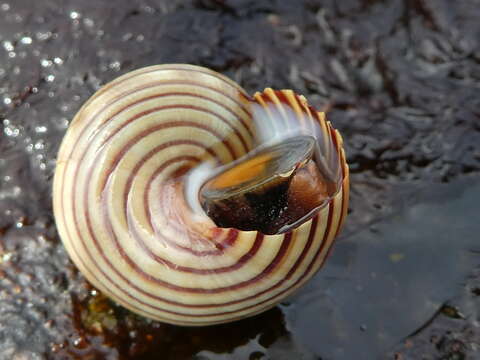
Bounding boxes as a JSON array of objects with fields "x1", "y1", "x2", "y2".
[{"x1": 53, "y1": 64, "x2": 349, "y2": 326}]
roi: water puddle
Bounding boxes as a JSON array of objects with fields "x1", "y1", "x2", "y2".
[{"x1": 282, "y1": 178, "x2": 480, "y2": 359}]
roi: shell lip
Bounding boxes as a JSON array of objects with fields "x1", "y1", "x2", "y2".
[
  {"x1": 198, "y1": 135, "x2": 342, "y2": 235},
  {"x1": 200, "y1": 135, "x2": 315, "y2": 200}
]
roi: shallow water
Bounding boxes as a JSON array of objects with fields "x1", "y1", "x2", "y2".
[{"x1": 285, "y1": 178, "x2": 480, "y2": 359}]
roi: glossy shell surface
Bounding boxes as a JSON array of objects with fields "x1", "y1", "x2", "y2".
[{"x1": 53, "y1": 64, "x2": 349, "y2": 326}]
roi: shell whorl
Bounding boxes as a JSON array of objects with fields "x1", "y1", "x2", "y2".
[{"x1": 53, "y1": 64, "x2": 349, "y2": 326}]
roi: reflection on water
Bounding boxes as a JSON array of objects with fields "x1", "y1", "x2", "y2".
[{"x1": 282, "y1": 178, "x2": 480, "y2": 359}]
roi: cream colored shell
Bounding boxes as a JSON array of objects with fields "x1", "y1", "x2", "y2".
[{"x1": 53, "y1": 64, "x2": 349, "y2": 326}]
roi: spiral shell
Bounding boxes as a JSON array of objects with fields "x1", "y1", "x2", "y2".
[{"x1": 53, "y1": 64, "x2": 349, "y2": 326}]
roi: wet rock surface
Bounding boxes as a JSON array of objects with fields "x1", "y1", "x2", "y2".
[{"x1": 0, "y1": 0, "x2": 479, "y2": 359}]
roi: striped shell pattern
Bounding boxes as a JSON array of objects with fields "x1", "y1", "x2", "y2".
[{"x1": 53, "y1": 64, "x2": 349, "y2": 326}]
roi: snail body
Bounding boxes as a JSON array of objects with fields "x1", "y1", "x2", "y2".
[{"x1": 53, "y1": 64, "x2": 349, "y2": 326}]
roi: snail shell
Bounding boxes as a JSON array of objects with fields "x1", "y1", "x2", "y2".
[{"x1": 53, "y1": 64, "x2": 349, "y2": 326}]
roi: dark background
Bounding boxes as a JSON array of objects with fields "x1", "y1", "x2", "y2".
[{"x1": 1, "y1": 0, "x2": 479, "y2": 359}]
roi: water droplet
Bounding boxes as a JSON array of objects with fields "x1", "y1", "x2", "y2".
[
  {"x1": 20, "y1": 36, "x2": 32, "y2": 45},
  {"x1": 4, "y1": 125, "x2": 20, "y2": 137},
  {"x1": 53, "y1": 57, "x2": 63, "y2": 65},
  {"x1": 46, "y1": 74, "x2": 55, "y2": 82},
  {"x1": 3, "y1": 40, "x2": 14, "y2": 51},
  {"x1": 34, "y1": 139, "x2": 45, "y2": 149},
  {"x1": 3, "y1": 97, "x2": 11, "y2": 105},
  {"x1": 69, "y1": 11, "x2": 80, "y2": 20},
  {"x1": 54, "y1": 117, "x2": 69, "y2": 129},
  {"x1": 41, "y1": 59, "x2": 52, "y2": 67},
  {"x1": 109, "y1": 61, "x2": 121, "y2": 71},
  {"x1": 83, "y1": 18, "x2": 94, "y2": 27},
  {"x1": 35, "y1": 126, "x2": 47, "y2": 133},
  {"x1": 1, "y1": 3, "x2": 10, "y2": 11},
  {"x1": 36, "y1": 31, "x2": 52, "y2": 41}
]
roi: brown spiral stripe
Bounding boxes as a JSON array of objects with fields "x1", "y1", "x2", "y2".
[{"x1": 53, "y1": 64, "x2": 350, "y2": 326}]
